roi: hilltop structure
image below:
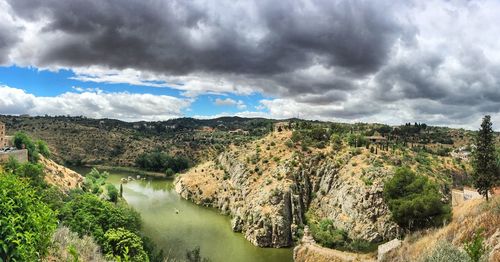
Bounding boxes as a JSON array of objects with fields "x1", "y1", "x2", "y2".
[
  {"x1": 0, "y1": 121, "x2": 28, "y2": 163},
  {"x1": 0, "y1": 121, "x2": 6, "y2": 147},
  {"x1": 0, "y1": 122, "x2": 15, "y2": 148}
]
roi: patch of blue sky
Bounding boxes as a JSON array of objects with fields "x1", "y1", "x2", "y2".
[
  {"x1": 0, "y1": 65, "x2": 272, "y2": 118},
  {"x1": 0, "y1": 66, "x2": 183, "y2": 97},
  {"x1": 185, "y1": 93, "x2": 271, "y2": 117}
]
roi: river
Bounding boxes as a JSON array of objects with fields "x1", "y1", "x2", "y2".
[{"x1": 74, "y1": 167, "x2": 293, "y2": 262}]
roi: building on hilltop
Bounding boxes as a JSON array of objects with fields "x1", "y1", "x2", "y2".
[
  {"x1": 0, "y1": 122, "x2": 14, "y2": 148},
  {"x1": 0, "y1": 121, "x2": 4, "y2": 147}
]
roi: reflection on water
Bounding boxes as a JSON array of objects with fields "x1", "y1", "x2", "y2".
[{"x1": 75, "y1": 167, "x2": 293, "y2": 262}]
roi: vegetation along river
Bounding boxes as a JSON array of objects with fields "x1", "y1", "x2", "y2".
[{"x1": 75, "y1": 167, "x2": 293, "y2": 262}]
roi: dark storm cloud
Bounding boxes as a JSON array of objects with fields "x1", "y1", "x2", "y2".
[
  {"x1": 5, "y1": 0, "x2": 408, "y2": 78},
  {"x1": 295, "y1": 91, "x2": 348, "y2": 105},
  {"x1": 3, "y1": 0, "x2": 500, "y2": 128},
  {"x1": 373, "y1": 48, "x2": 500, "y2": 110},
  {"x1": 0, "y1": 21, "x2": 18, "y2": 64}
]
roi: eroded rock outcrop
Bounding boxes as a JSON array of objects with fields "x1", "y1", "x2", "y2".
[
  {"x1": 175, "y1": 131, "x2": 400, "y2": 248},
  {"x1": 40, "y1": 155, "x2": 84, "y2": 191}
]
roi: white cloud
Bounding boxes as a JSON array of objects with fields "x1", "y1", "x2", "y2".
[
  {"x1": 1, "y1": 0, "x2": 500, "y2": 129},
  {"x1": 214, "y1": 97, "x2": 247, "y2": 109},
  {"x1": 0, "y1": 85, "x2": 191, "y2": 121}
]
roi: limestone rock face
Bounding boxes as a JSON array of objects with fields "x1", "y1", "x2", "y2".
[
  {"x1": 307, "y1": 162, "x2": 400, "y2": 242},
  {"x1": 175, "y1": 149, "x2": 400, "y2": 248},
  {"x1": 176, "y1": 151, "x2": 295, "y2": 247},
  {"x1": 39, "y1": 155, "x2": 84, "y2": 191}
]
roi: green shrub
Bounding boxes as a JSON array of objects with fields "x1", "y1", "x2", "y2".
[
  {"x1": 347, "y1": 239, "x2": 378, "y2": 253},
  {"x1": 347, "y1": 134, "x2": 368, "y2": 147},
  {"x1": 309, "y1": 219, "x2": 348, "y2": 249},
  {"x1": 13, "y1": 132, "x2": 50, "y2": 162},
  {"x1": 0, "y1": 173, "x2": 57, "y2": 261},
  {"x1": 330, "y1": 134, "x2": 343, "y2": 150},
  {"x1": 83, "y1": 168, "x2": 108, "y2": 194},
  {"x1": 165, "y1": 168, "x2": 175, "y2": 177},
  {"x1": 36, "y1": 139, "x2": 51, "y2": 157},
  {"x1": 60, "y1": 193, "x2": 141, "y2": 244},
  {"x1": 4, "y1": 157, "x2": 46, "y2": 188},
  {"x1": 103, "y1": 228, "x2": 149, "y2": 262},
  {"x1": 383, "y1": 167, "x2": 451, "y2": 230},
  {"x1": 107, "y1": 184, "x2": 119, "y2": 203},
  {"x1": 14, "y1": 131, "x2": 39, "y2": 162},
  {"x1": 420, "y1": 241, "x2": 471, "y2": 262},
  {"x1": 41, "y1": 186, "x2": 66, "y2": 211},
  {"x1": 464, "y1": 229, "x2": 486, "y2": 262}
]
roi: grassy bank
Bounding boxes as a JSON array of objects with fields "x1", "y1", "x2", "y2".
[{"x1": 77, "y1": 165, "x2": 168, "y2": 178}]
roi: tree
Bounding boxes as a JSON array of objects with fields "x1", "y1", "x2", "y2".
[
  {"x1": 0, "y1": 173, "x2": 57, "y2": 261},
  {"x1": 471, "y1": 115, "x2": 498, "y2": 201},
  {"x1": 384, "y1": 167, "x2": 451, "y2": 230},
  {"x1": 14, "y1": 131, "x2": 39, "y2": 162}
]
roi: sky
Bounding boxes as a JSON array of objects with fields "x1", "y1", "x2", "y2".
[{"x1": 0, "y1": 0, "x2": 499, "y2": 130}]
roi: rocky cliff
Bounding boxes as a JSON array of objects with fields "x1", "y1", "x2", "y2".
[
  {"x1": 175, "y1": 131, "x2": 400, "y2": 247},
  {"x1": 40, "y1": 155, "x2": 84, "y2": 191}
]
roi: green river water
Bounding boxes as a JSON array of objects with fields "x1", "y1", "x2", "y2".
[{"x1": 75, "y1": 167, "x2": 293, "y2": 262}]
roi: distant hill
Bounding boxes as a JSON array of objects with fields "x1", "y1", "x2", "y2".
[
  {"x1": 0, "y1": 114, "x2": 492, "y2": 173},
  {"x1": 0, "y1": 115, "x2": 275, "y2": 167}
]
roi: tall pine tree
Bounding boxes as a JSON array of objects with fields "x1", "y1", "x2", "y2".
[{"x1": 472, "y1": 115, "x2": 497, "y2": 201}]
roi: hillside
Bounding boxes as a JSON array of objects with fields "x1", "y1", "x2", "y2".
[
  {"x1": 175, "y1": 122, "x2": 475, "y2": 251},
  {"x1": 39, "y1": 155, "x2": 84, "y2": 191},
  {"x1": 382, "y1": 197, "x2": 500, "y2": 261},
  {"x1": 0, "y1": 115, "x2": 274, "y2": 167}
]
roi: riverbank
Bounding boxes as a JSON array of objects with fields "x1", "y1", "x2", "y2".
[
  {"x1": 71, "y1": 164, "x2": 167, "y2": 178},
  {"x1": 72, "y1": 166, "x2": 294, "y2": 261}
]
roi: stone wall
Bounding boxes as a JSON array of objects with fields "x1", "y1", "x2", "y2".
[{"x1": 0, "y1": 149, "x2": 28, "y2": 163}]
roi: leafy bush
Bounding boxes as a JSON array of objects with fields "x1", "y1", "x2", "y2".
[
  {"x1": 36, "y1": 139, "x2": 51, "y2": 157},
  {"x1": 420, "y1": 241, "x2": 471, "y2": 262},
  {"x1": 309, "y1": 219, "x2": 348, "y2": 249},
  {"x1": 330, "y1": 134, "x2": 343, "y2": 150},
  {"x1": 103, "y1": 228, "x2": 149, "y2": 262},
  {"x1": 4, "y1": 157, "x2": 47, "y2": 188},
  {"x1": 107, "y1": 184, "x2": 119, "y2": 203},
  {"x1": 346, "y1": 239, "x2": 378, "y2": 253},
  {"x1": 41, "y1": 185, "x2": 66, "y2": 211},
  {"x1": 60, "y1": 193, "x2": 141, "y2": 244},
  {"x1": 383, "y1": 167, "x2": 451, "y2": 230},
  {"x1": 83, "y1": 168, "x2": 108, "y2": 194},
  {"x1": 0, "y1": 173, "x2": 57, "y2": 261},
  {"x1": 464, "y1": 230, "x2": 486, "y2": 262}
]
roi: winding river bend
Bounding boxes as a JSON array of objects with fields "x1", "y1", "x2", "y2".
[{"x1": 76, "y1": 167, "x2": 293, "y2": 262}]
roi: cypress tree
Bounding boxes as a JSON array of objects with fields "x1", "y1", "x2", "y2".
[{"x1": 472, "y1": 115, "x2": 497, "y2": 201}]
